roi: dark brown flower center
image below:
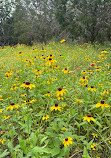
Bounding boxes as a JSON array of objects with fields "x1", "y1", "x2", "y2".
[
  {"x1": 34, "y1": 56, "x2": 36, "y2": 58},
  {"x1": 11, "y1": 103, "x2": 15, "y2": 105},
  {"x1": 47, "y1": 91, "x2": 50, "y2": 93},
  {"x1": 91, "y1": 86, "x2": 94, "y2": 88},
  {"x1": 19, "y1": 52, "x2": 22, "y2": 54},
  {"x1": 49, "y1": 58, "x2": 52, "y2": 61},
  {"x1": 101, "y1": 100, "x2": 104, "y2": 104},
  {"x1": 50, "y1": 54, "x2": 52, "y2": 57},
  {"x1": 65, "y1": 138, "x2": 68, "y2": 141},
  {"x1": 55, "y1": 103, "x2": 58, "y2": 107},
  {"x1": 65, "y1": 68, "x2": 67, "y2": 70},
  {"x1": 83, "y1": 76, "x2": 85, "y2": 79},
  {"x1": 58, "y1": 87, "x2": 62, "y2": 91},
  {"x1": 87, "y1": 114, "x2": 91, "y2": 117},
  {"x1": 25, "y1": 81, "x2": 30, "y2": 85}
]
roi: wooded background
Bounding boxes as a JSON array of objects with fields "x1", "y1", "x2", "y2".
[{"x1": 0, "y1": 0, "x2": 111, "y2": 46}]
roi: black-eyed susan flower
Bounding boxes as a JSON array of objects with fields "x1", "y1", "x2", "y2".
[
  {"x1": 0, "y1": 95, "x2": 3, "y2": 101},
  {"x1": 63, "y1": 137, "x2": 73, "y2": 147},
  {"x1": 75, "y1": 99, "x2": 83, "y2": 103},
  {"x1": 35, "y1": 70, "x2": 41, "y2": 76},
  {"x1": 79, "y1": 76, "x2": 88, "y2": 86},
  {"x1": 5, "y1": 71, "x2": 12, "y2": 76},
  {"x1": 44, "y1": 91, "x2": 50, "y2": 97},
  {"x1": 42, "y1": 115, "x2": 49, "y2": 120},
  {"x1": 6, "y1": 103, "x2": 20, "y2": 111},
  {"x1": 60, "y1": 39, "x2": 66, "y2": 43},
  {"x1": 50, "y1": 103, "x2": 62, "y2": 111},
  {"x1": 62, "y1": 126, "x2": 66, "y2": 132},
  {"x1": 5, "y1": 74, "x2": 10, "y2": 79},
  {"x1": 88, "y1": 86, "x2": 96, "y2": 92},
  {"x1": 46, "y1": 58, "x2": 57, "y2": 66},
  {"x1": 91, "y1": 143, "x2": 96, "y2": 150},
  {"x1": 3, "y1": 116, "x2": 10, "y2": 119},
  {"x1": 96, "y1": 101, "x2": 110, "y2": 109},
  {"x1": 20, "y1": 81, "x2": 35, "y2": 89},
  {"x1": 82, "y1": 70, "x2": 87, "y2": 74},
  {"x1": 59, "y1": 54, "x2": 63, "y2": 57},
  {"x1": 48, "y1": 54, "x2": 53, "y2": 59},
  {"x1": 0, "y1": 139, "x2": 5, "y2": 144},
  {"x1": 83, "y1": 114, "x2": 95, "y2": 122},
  {"x1": 92, "y1": 133, "x2": 98, "y2": 138},
  {"x1": 21, "y1": 93, "x2": 27, "y2": 97},
  {"x1": 40, "y1": 47, "x2": 46, "y2": 52},
  {"x1": 18, "y1": 51, "x2": 23, "y2": 56},
  {"x1": 79, "y1": 76, "x2": 88, "y2": 82},
  {"x1": 95, "y1": 67, "x2": 101, "y2": 71},
  {"x1": 54, "y1": 77, "x2": 57, "y2": 81},
  {"x1": 23, "y1": 99, "x2": 36, "y2": 105},
  {"x1": 0, "y1": 109, "x2": 3, "y2": 113},
  {"x1": 10, "y1": 84, "x2": 18, "y2": 90},
  {"x1": 101, "y1": 50, "x2": 107, "y2": 54},
  {"x1": 62, "y1": 104, "x2": 66, "y2": 107},
  {"x1": 98, "y1": 84, "x2": 103, "y2": 87},
  {"x1": 54, "y1": 65, "x2": 60, "y2": 70},
  {"x1": 85, "y1": 58, "x2": 90, "y2": 62},
  {"x1": 56, "y1": 87, "x2": 67, "y2": 100},
  {"x1": 102, "y1": 90, "x2": 109, "y2": 94},
  {"x1": 62, "y1": 68, "x2": 69, "y2": 73}
]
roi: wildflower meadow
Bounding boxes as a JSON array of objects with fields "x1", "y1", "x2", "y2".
[{"x1": 0, "y1": 41, "x2": 111, "y2": 158}]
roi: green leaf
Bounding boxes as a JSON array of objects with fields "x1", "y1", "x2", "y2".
[
  {"x1": 18, "y1": 137, "x2": 27, "y2": 154},
  {"x1": 32, "y1": 146, "x2": 43, "y2": 154},
  {"x1": 75, "y1": 121, "x2": 80, "y2": 127},
  {"x1": 87, "y1": 139, "x2": 94, "y2": 149},
  {"x1": 30, "y1": 132, "x2": 37, "y2": 146},
  {"x1": 42, "y1": 148, "x2": 52, "y2": 153},
  {"x1": 51, "y1": 147, "x2": 60, "y2": 157},
  {"x1": 32, "y1": 146, "x2": 52, "y2": 154},
  {"x1": 82, "y1": 146, "x2": 91, "y2": 158},
  {"x1": 25, "y1": 114, "x2": 32, "y2": 133},
  {"x1": 0, "y1": 149, "x2": 9, "y2": 158},
  {"x1": 40, "y1": 136, "x2": 48, "y2": 145},
  {"x1": 95, "y1": 121, "x2": 102, "y2": 128}
]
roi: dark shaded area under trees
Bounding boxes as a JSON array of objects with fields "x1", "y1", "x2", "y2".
[{"x1": 0, "y1": 0, "x2": 111, "y2": 46}]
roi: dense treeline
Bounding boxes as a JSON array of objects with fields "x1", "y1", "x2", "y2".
[{"x1": 0, "y1": 0, "x2": 111, "y2": 46}]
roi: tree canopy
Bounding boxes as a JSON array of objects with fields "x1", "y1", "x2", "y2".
[{"x1": 0, "y1": 0, "x2": 111, "y2": 46}]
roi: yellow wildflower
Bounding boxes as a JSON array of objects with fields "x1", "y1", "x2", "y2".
[
  {"x1": 42, "y1": 115, "x2": 49, "y2": 120},
  {"x1": 63, "y1": 137, "x2": 73, "y2": 147},
  {"x1": 50, "y1": 103, "x2": 62, "y2": 111},
  {"x1": 83, "y1": 114, "x2": 95, "y2": 122}
]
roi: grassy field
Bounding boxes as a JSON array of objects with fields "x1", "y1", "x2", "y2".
[{"x1": 0, "y1": 42, "x2": 111, "y2": 158}]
